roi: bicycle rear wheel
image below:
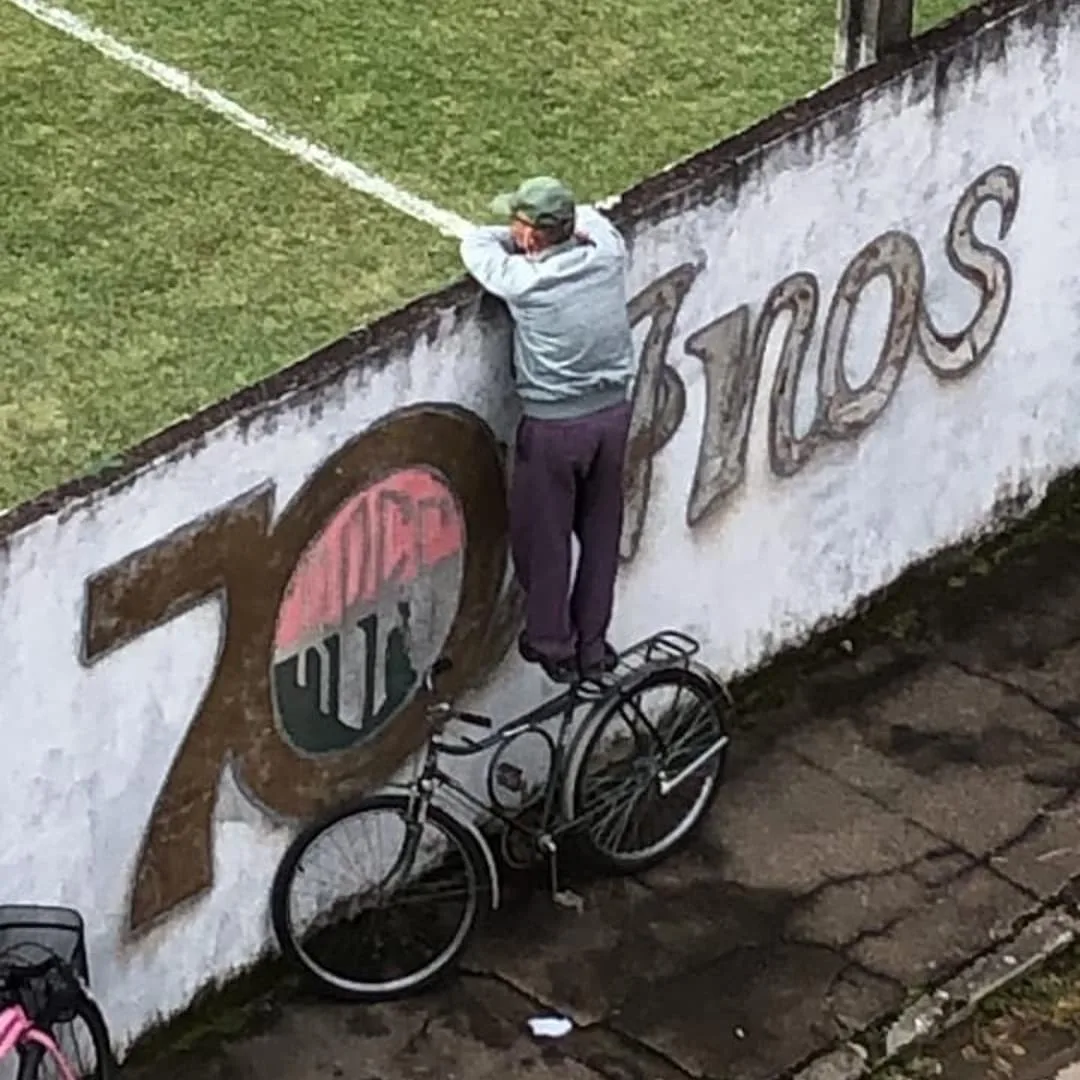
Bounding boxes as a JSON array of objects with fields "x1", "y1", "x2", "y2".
[
  {"x1": 270, "y1": 793, "x2": 492, "y2": 1002},
  {"x1": 563, "y1": 665, "x2": 729, "y2": 873},
  {"x1": 17, "y1": 990, "x2": 116, "y2": 1080}
]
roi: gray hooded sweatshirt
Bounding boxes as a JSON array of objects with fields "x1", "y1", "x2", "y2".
[{"x1": 459, "y1": 206, "x2": 635, "y2": 421}]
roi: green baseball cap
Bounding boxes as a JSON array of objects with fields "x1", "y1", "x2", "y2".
[{"x1": 490, "y1": 176, "x2": 576, "y2": 228}]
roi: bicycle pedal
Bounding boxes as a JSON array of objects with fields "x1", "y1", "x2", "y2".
[{"x1": 553, "y1": 889, "x2": 585, "y2": 913}]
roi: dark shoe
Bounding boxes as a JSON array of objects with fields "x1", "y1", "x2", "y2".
[
  {"x1": 580, "y1": 642, "x2": 619, "y2": 677},
  {"x1": 518, "y1": 632, "x2": 542, "y2": 665},
  {"x1": 519, "y1": 633, "x2": 579, "y2": 684},
  {"x1": 540, "y1": 655, "x2": 580, "y2": 684}
]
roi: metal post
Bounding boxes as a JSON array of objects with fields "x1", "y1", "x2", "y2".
[
  {"x1": 831, "y1": 0, "x2": 860, "y2": 83},
  {"x1": 877, "y1": 0, "x2": 916, "y2": 57},
  {"x1": 831, "y1": 0, "x2": 915, "y2": 81}
]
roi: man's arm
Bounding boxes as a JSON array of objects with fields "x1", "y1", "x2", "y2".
[
  {"x1": 460, "y1": 227, "x2": 535, "y2": 300},
  {"x1": 575, "y1": 205, "x2": 626, "y2": 259}
]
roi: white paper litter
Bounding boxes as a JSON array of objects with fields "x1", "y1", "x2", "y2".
[{"x1": 528, "y1": 1016, "x2": 573, "y2": 1038}]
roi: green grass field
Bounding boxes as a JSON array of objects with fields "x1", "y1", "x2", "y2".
[{"x1": 0, "y1": 0, "x2": 969, "y2": 509}]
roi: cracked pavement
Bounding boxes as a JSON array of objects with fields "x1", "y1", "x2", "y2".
[{"x1": 130, "y1": 515, "x2": 1080, "y2": 1080}]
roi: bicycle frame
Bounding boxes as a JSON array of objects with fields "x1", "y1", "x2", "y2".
[
  {"x1": 408, "y1": 629, "x2": 727, "y2": 853},
  {"x1": 421, "y1": 687, "x2": 586, "y2": 850},
  {"x1": 0, "y1": 1004, "x2": 78, "y2": 1080},
  {"x1": 374, "y1": 629, "x2": 732, "y2": 906}
]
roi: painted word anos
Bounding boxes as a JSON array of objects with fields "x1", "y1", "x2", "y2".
[{"x1": 620, "y1": 163, "x2": 1020, "y2": 560}]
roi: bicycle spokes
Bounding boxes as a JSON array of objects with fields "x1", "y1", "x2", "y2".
[
  {"x1": 283, "y1": 802, "x2": 487, "y2": 996},
  {"x1": 572, "y1": 669, "x2": 728, "y2": 866}
]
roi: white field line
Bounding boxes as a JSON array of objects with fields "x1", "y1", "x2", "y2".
[{"x1": 5, "y1": 0, "x2": 475, "y2": 239}]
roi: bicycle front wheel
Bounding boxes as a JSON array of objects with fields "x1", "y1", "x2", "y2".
[
  {"x1": 270, "y1": 793, "x2": 492, "y2": 1002},
  {"x1": 563, "y1": 666, "x2": 729, "y2": 873},
  {"x1": 17, "y1": 989, "x2": 117, "y2": 1080}
]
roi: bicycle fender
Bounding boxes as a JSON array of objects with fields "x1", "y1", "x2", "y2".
[
  {"x1": 380, "y1": 785, "x2": 502, "y2": 912},
  {"x1": 685, "y1": 659, "x2": 736, "y2": 710},
  {"x1": 560, "y1": 661, "x2": 659, "y2": 784},
  {"x1": 560, "y1": 689, "x2": 624, "y2": 822}
]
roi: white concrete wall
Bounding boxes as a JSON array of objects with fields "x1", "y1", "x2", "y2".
[{"x1": 0, "y1": 0, "x2": 1076, "y2": 1055}]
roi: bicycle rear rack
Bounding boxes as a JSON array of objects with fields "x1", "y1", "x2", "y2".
[
  {"x1": 630, "y1": 628, "x2": 701, "y2": 666},
  {"x1": 576, "y1": 628, "x2": 702, "y2": 699}
]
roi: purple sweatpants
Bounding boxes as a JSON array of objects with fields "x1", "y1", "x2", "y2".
[{"x1": 509, "y1": 400, "x2": 632, "y2": 668}]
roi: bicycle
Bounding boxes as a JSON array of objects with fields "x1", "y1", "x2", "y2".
[
  {"x1": 0, "y1": 906, "x2": 116, "y2": 1080},
  {"x1": 270, "y1": 628, "x2": 733, "y2": 1002}
]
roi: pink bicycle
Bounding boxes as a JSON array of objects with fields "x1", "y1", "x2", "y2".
[
  {"x1": 0, "y1": 907, "x2": 115, "y2": 1080},
  {"x1": 0, "y1": 1004, "x2": 80, "y2": 1080}
]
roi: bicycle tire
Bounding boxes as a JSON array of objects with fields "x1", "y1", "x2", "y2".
[
  {"x1": 17, "y1": 988, "x2": 117, "y2": 1080},
  {"x1": 271, "y1": 793, "x2": 492, "y2": 1002},
  {"x1": 562, "y1": 665, "x2": 728, "y2": 874}
]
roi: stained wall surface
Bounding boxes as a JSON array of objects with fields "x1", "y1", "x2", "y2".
[{"x1": 0, "y1": 0, "x2": 1074, "y2": 1053}]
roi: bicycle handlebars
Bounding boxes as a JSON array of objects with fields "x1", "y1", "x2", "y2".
[
  {"x1": 426, "y1": 700, "x2": 493, "y2": 731},
  {"x1": 422, "y1": 656, "x2": 454, "y2": 694},
  {"x1": 451, "y1": 710, "x2": 493, "y2": 729},
  {"x1": 422, "y1": 656, "x2": 495, "y2": 731}
]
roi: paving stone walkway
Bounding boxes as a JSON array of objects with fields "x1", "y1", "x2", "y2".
[{"x1": 131, "y1": 505, "x2": 1080, "y2": 1080}]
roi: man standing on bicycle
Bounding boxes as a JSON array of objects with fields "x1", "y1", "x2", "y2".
[{"x1": 460, "y1": 177, "x2": 635, "y2": 685}]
